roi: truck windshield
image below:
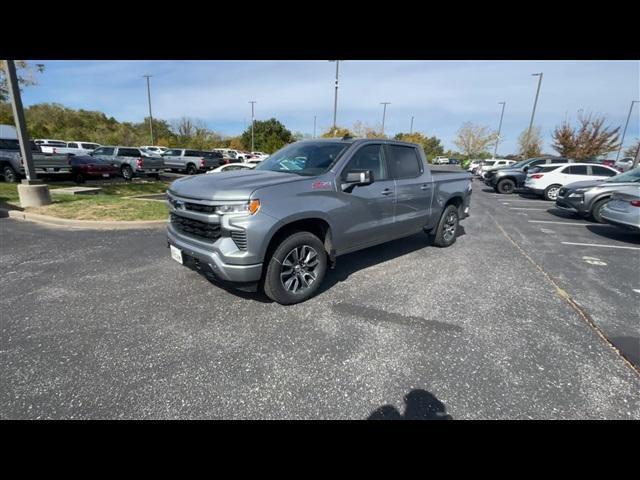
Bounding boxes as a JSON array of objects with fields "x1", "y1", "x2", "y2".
[
  {"x1": 605, "y1": 167, "x2": 640, "y2": 183},
  {"x1": 255, "y1": 142, "x2": 349, "y2": 176}
]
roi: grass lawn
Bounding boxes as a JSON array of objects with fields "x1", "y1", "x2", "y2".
[{"x1": 0, "y1": 180, "x2": 170, "y2": 221}]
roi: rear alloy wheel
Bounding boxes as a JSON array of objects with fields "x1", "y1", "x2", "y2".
[
  {"x1": 186, "y1": 164, "x2": 197, "y2": 175},
  {"x1": 263, "y1": 231, "x2": 327, "y2": 305},
  {"x1": 2, "y1": 165, "x2": 19, "y2": 183},
  {"x1": 544, "y1": 184, "x2": 562, "y2": 201},
  {"x1": 590, "y1": 198, "x2": 610, "y2": 223},
  {"x1": 431, "y1": 204, "x2": 459, "y2": 247},
  {"x1": 121, "y1": 165, "x2": 134, "y2": 181},
  {"x1": 497, "y1": 178, "x2": 515, "y2": 194}
]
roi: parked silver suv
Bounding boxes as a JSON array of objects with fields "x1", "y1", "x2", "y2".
[{"x1": 91, "y1": 146, "x2": 164, "y2": 180}]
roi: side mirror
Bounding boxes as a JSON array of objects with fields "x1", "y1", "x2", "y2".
[{"x1": 344, "y1": 170, "x2": 373, "y2": 185}]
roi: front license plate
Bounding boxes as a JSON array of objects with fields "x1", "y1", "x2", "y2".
[{"x1": 170, "y1": 245, "x2": 183, "y2": 264}]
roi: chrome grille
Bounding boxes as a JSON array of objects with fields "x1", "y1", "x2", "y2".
[{"x1": 184, "y1": 202, "x2": 216, "y2": 214}]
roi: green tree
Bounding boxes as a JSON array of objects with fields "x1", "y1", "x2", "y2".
[
  {"x1": 394, "y1": 132, "x2": 445, "y2": 162},
  {"x1": 320, "y1": 126, "x2": 352, "y2": 138},
  {"x1": 241, "y1": 118, "x2": 294, "y2": 153},
  {"x1": 0, "y1": 61, "x2": 45, "y2": 102}
]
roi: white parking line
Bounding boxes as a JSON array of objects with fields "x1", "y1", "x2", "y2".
[
  {"x1": 561, "y1": 242, "x2": 640, "y2": 251},
  {"x1": 509, "y1": 207, "x2": 547, "y2": 211},
  {"x1": 528, "y1": 220, "x2": 611, "y2": 227}
]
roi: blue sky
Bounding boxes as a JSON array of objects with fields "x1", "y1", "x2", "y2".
[{"x1": 22, "y1": 60, "x2": 640, "y2": 155}]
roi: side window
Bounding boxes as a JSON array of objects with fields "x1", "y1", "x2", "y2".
[
  {"x1": 553, "y1": 158, "x2": 568, "y2": 163},
  {"x1": 118, "y1": 148, "x2": 139, "y2": 157},
  {"x1": 342, "y1": 144, "x2": 388, "y2": 181},
  {"x1": 95, "y1": 147, "x2": 114, "y2": 155},
  {"x1": 67, "y1": 143, "x2": 78, "y2": 148},
  {"x1": 566, "y1": 165, "x2": 588, "y2": 175},
  {"x1": 386, "y1": 145, "x2": 422, "y2": 179},
  {"x1": 591, "y1": 166, "x2": 617, "y2": 177},
  {"x1": 530, "y1": 159, "x2": 546, "y2": 167}
]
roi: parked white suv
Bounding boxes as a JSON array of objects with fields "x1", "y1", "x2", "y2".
[
  {"x1": 478, "y1": 159, "x2": 516, "y2": 178},
  {"x1": 65, "y1": 141, "x2": 101, "y2": 155},
  {"x1": 140, "y1": 146, "x2": 169, "y2": 155},
  {"x1": 525, "y1": 163, "x2": 619, "y2": 200},
  {"x1": 615, "y1": 156, "x2": 635, "y2": 172}
]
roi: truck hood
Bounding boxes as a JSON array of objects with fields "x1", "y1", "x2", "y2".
[{"x1": 168, "y1": 169, "x2": 309, "y2": 201}]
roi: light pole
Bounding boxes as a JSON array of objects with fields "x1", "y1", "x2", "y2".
[
  {"x1": 380, "y1": 102, "x2": 391, "y2": 137},
  {"x1": 525, "y1": 72, "x2": 543, "y2": 155},
  {"x1": 249, "y1": 101, "x2": 256, "y2": 152},
  {"x1": 3, "y1": 60, "x2": 51, "y2": 207},
  {"x1": 143, "y1": 75, "x2": 154, "y2": 145},
  {"x1": 494, "y1": 101, "x2": 506, "y2": 159},
  {"x1": 313, "y1": 115, "x2": 317, "y2": 139},
  {"x1": 330, "y1": 60, "x2": 340, "y2": 135},
  {"x1": 410, "y1": 116, "x2": 414, "y2": 134},
  {"x1": 616, "y1": 100, "x2": 639, "y2": 162}
]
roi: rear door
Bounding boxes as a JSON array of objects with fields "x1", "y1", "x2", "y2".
[
  {"x1": 92, "y1": 146, "x2": 116, "y2": 163},
  {"x1": 386, "y1": 143, "x2": 431, "y2": 235},
  {"x1": 589, "y1": 165, "x2": 618, "y2": 180},
  {"x1": 563, "y1": 164, "x2": 591, "y2": 183},
  {"x1": 162, "y1": 149, "x2": 182, "y2": 169},
  {"x1": 334, "y1": 143, "x2": 397, "y2": 250}
]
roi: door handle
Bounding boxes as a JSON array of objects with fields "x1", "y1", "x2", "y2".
[
  {"x1": 381, "y1": 188, "x2": 394, "y2": 196},
  {"x1": 420, "y1": 184, "x2": 430, "y2": 190}
]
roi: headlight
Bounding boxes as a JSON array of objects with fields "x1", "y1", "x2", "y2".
[
  {"x1": 215, "y1": 199, "x2": 260, "y2": 215},
  {"x1": 569, "y1": 188, "x2": 588, "y2": 197}
]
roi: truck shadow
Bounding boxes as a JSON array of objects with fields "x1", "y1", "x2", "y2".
[
  {"x1": 585, "y1": 225, "x2": 640, "y2": 245},
  {"x1": 318, "y1": 227, "x2": 466, "y2": 296},
  {"x1": 368, "y1": 389, "x2": 453, "y2": 420}
]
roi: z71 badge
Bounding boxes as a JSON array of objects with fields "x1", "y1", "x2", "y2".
[{"x1": 311, "y1": 181, "x2": 332, "y2": 190}]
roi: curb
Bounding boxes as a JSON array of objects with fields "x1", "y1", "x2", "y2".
[{"x1": 1, "y1": 207, "x2": 167, "y2": 230}]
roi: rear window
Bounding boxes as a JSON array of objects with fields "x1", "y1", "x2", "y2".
[
  {"x1": 591, "y1": 166, "x2": 616, "y2": 177},
  {"x1": 185, "y1": 150, "x2": 204, "y2": 157},
  {"x1": 483, "y1": 161, "x2": 496, "y2": 166},
  {"x1": 118, "y1": 148, "x2": 141, "y2": 157},
  {"x1": 537, "y1": 165, "x2": 563, "y2": 173},
  {"x1": 386, "y1": 145, "x2": 422, "y2": 179},
  {"x1": 67, "y1": 142, "x2": 78, "y2": 148},
  {"x1": 566, "y1": 165, "x2": 588, "y2": 175},
  {"x1": 82, "y1": 143, "x2": 99, "y2": 149}
]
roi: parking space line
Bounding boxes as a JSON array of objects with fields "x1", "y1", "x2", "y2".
[
  {"x1": 509, "y1": 207, "x2": 547, "y2": 211},
  {"x1": 561, "y1": 242, "x2": 640, "y2": 251},
  {"x1": 528, "y1": 220, "x2": 611, "y2": 227}
]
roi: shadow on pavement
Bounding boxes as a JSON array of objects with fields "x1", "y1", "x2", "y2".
[
  {"x1": 585, "y1": 225, "x2": 640, "y2": 245},
  {"x1": 368, "y1": 389, "x2": 453, "y2": 420},
  {"x1": 609, "y1": 336, "x2": 640, "y2": 368}
]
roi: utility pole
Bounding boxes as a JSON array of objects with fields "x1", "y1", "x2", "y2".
[
  {"x1": 380, "y1": 102, "x2": 391, "y2": 137},
  {"x1": 143, "y1": 75, "x2": 154, "y2": 145},
  {"x1": 494, "y1": 101, "x2": 506, "y2": 159},
  {"x1": 330, "y1": 60, "x2": 340, "y2": 136},
  {"x1": 616, "y1": 100, "x2": 639, "y2": 162},
  {"x1": 3, "y1": 60, "x2": 51, "y2": 207},
  {"x1": 524, "y1": 72, "x2": 543, "y2": 156},
  {"x1": 249, "y1": 101, "x2": 256, "y2": 152},
  {"x1": 410, "y1": 116, "x2": 414, "y2": 134},
  {"x1": 313, "y1": 115, "x2": 317, "y2": 139}
]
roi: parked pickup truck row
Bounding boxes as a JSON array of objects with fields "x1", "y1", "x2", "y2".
[
  {"x1": 166, "y1": 138, "x2": 473, "y2": 304},
  {"x1": 0, "y1": 137, "x2": 71, "y2": 182}
]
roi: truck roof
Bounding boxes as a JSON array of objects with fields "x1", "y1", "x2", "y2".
[{"x1": 295, "y1": 138, "x2": 421, "y2": 149}]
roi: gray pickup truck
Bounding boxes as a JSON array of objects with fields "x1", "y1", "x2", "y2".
[
  {"x1": 166, "y1": 138, "x2": 472, "y2": 304},
  {"x1": 161, "y1": 149, "x2": 224, "y2": 174},
  {"x1": 1, "y1": 137, "x2": 71, "y2": 182}
]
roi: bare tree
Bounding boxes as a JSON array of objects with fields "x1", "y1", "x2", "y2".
[
  {"x1": 517, "y1": 126, "x2": 543, "y2": 158},
  {"x1": 453, "y1": 122, "x2": 497, "y2": 158},
  {"x1": 551, "y1": 112, "x2": 620, "y2": 160},
  {"x1": 352, "y1": 120, "x2": 384, "y2": 138},
  {"x1": 0, "y1": 61, "x2": 45, "y2": 102}
]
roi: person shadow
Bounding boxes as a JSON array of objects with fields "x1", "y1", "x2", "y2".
[{"x1": 368, "y1": 389, "x2": 453, "y2": 420}]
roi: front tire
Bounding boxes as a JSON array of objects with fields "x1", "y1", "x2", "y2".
[
  {"x1": 263, "y1": 231, "x2": 327, "y2": 305},
  {"x1": 3, "y1": 165, "x2": 19, "y2": 183},
  {"x1": 544, "y1": 184, "x2": 561, "y2": 201},
  {"x1": 590, "y1": 198, "x2": 609, "y2": 223},
  {"x1": 431, "y1": 204, "x2": 459, "y2": 247},
  {"x1": 497, "y1": 178, "x2": 516, "y2": 194}
]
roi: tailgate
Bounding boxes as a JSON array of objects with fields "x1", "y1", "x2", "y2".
[{"x1": 143, "y1": 156, "x2": 164, "y2": 169}]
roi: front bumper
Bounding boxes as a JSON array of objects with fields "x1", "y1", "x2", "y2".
[
  {"x1": 167, "y1": 224, "x2": 263, "y2": 283},
  {"x1": 555, "y1": 195, "x2": 587, "y2": 214}
]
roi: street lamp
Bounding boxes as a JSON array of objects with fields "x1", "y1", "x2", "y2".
[
  {"x1": 329, "y1": 60, "x2": 340, "y2": 136},
  {"x1": 143, "y1": 75, "x2": 154, "y2": 145},
  {"x1": 616, "y1": 100, "x2": 639, "y2": 162},
  {"x1": 249, "y1": 101, "x2": 257, "y2": 152},
  {"x1": 313, "y1": 115, "x2": 317, "y2": 139},
  {"x1": 380, "y1": 102, "x2": 391, "y2": 136},
  {"x1": 524, "y1": 72, "x2": 543, "y2": 156},
  {"x1": 494, "y1": 101, "x2": 506, "y2": 159},
  {"x1": 410, "y1": 116, "x2": 414, "y2": 134}
]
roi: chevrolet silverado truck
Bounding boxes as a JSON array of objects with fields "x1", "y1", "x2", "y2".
[
  {"x1": 166, "y1": 138, "x2": 472, "y2": 304},
  {"x1": 1, "y1": 136, "x2": 71, "y2": 182}
]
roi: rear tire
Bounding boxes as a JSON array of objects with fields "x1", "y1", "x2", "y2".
[
  {"x1": 73, "y1": 172, "x2": 85, "y2": 184},
  {"x1": 497, "y1": 178, "x2": 516, "y2": 194},
  {"x1": 590, "y1": 198, "x2": 610, "y2": 223},
  {"x1": 263, "y1": 231, "x2": 327, "y2": 305},
  {"x1": 544, "y1": 184, "x2": 561, "y2": 201},
  {"x1": 186, "y1": 164, "x2": 197, "y2": 175},
  {"x1": 3, "y1": 165, "x2": 19, "y2": 183},
  {"x1": 121, "y1": 165, "x2": 134, "y2": 181},
  {"x1": 431, "y1": 204, "x2": 459, "y2": 248}
]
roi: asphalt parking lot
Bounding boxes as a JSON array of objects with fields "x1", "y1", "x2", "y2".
[{"x1": 1, "y1": 181, "x2": 639, "y2": 419}]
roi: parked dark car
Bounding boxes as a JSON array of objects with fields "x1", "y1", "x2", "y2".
[
  {"x1": 69, "y1": 155, "x2": 119, "y2": 183},
  {"x1": 485, "y1": 156, "x2": 570, "y2": 194},
  {"x1": 555, "y1": 167, "x2": 640, "y2": 222}
]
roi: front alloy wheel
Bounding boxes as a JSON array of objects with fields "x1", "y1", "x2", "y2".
[{"x1": 280, "y1": 245, "x2": 320, "y2": 293}]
